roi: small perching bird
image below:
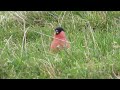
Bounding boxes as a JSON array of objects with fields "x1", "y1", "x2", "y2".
[{"x1": 50, "y1": 27, "x2": 70, "y2": 52}]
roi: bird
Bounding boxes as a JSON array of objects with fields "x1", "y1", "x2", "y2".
[{"x1": 50, "y1": 27, "x2": 70, "y2": 52}]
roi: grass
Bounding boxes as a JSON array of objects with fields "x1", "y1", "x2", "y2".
[{"x1": 0, "y1": 11, "x2": 120, "y2": 79}]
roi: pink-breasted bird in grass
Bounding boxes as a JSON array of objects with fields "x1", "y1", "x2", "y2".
[{"x1": 50, "y1": 27, "x2": 70, "y2": 52}]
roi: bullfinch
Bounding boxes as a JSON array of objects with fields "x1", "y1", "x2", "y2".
[{"x1": 50, "y1": 27, "x2": 70, "y2": 52}]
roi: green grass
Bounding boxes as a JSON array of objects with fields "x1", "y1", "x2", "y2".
[{"x1": 0, "y1": 11, "x2": 120, "y2": 79}]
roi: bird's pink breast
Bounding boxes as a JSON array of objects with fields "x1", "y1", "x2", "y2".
[{"x1": 50, "y1": 31, "x2": 70, "y2": 52}]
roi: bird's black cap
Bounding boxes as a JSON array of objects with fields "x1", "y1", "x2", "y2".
[{"x1": 55, "y1": 27, "x2": 64, "y2": 35}]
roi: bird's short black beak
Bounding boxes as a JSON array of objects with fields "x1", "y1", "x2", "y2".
[
  {"x1": 56, "y1": 31, "x2": 59, "y2": 34},
  {"x1": 55, "y1": 30, "x2": 59, "y2": 34}
]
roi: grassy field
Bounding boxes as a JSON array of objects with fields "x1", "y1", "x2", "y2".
[{"x1": 0, "y1": 11, "x2": 120, "y2": 79}]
